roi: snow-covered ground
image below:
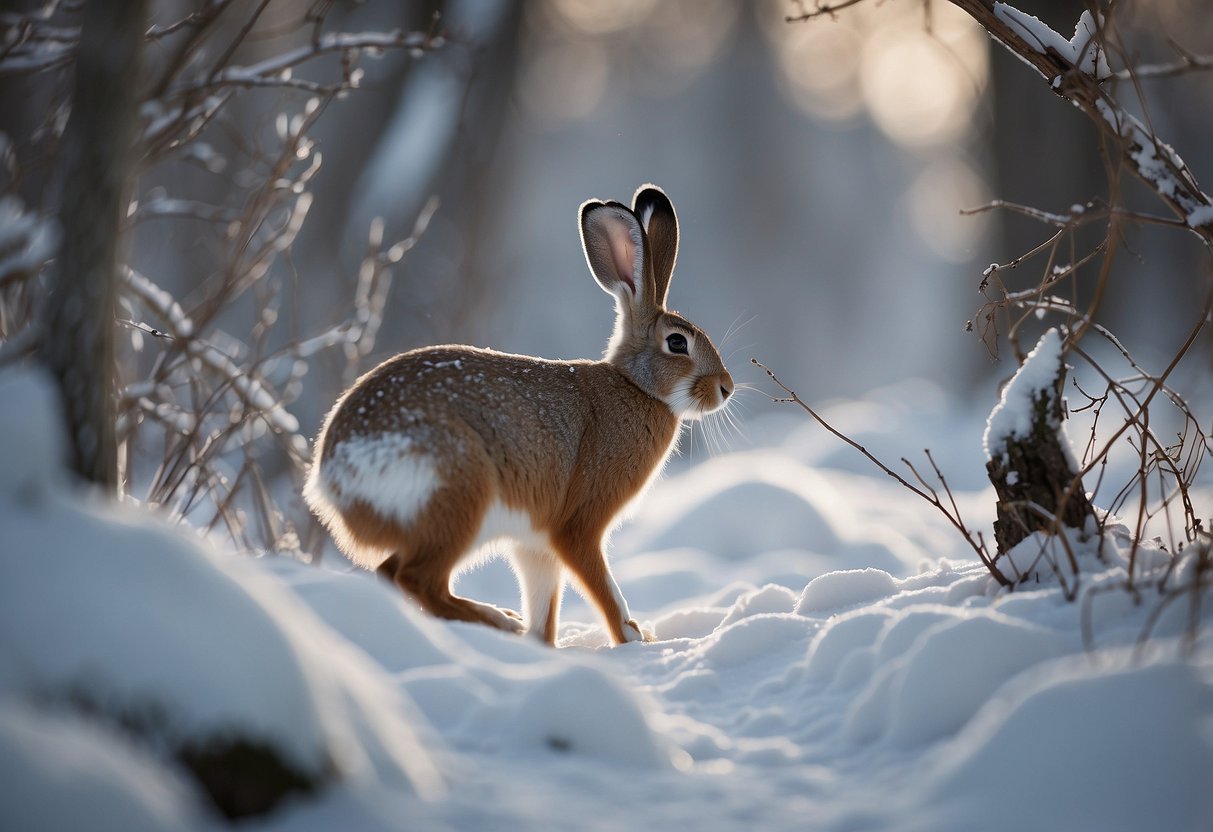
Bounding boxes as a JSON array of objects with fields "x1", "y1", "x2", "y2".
[{"x1": 1, "y1": 365, "x2": 1210, "y2": 832}]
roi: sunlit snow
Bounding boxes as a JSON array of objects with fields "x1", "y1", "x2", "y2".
[{"x1": 0, "y1": 366, "x2": 1210, "y2": 832}]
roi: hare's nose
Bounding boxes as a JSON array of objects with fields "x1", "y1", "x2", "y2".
[{"x1": 718, "y1": 373, "x2": 734, "y2": 401}]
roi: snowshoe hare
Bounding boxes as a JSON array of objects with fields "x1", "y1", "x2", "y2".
[{"x1": 304, "y1": 185, "x2": 733, "y2": 645}]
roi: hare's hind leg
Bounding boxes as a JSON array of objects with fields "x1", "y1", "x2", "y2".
[
  {"x1": 512, "y1": 545, "x2": 564, "y2": 645},
  {"x1": 377, "y1": 488, "x2": 526, "y2": 635},
  {"x1": 383, "y1": 552, "x2": 525, "y2": 634}
]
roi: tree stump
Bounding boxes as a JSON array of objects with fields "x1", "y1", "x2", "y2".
[{"x1": 984, "y1": 330, "x2": 1095, "y2": 556}]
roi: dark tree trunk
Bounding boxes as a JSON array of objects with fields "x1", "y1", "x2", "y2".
[
  {"x1": 985, "y1": 358, "x2": 1095, "y2": 555},
  {"x1": 38, "y1": 0, "x2": 149, "y2": 489}
]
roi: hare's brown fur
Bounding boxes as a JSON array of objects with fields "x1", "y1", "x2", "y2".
[{"x1": 311, "y1": 347, "x2": 678, "y2": 643}]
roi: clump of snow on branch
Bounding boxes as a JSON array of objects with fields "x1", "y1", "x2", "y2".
[
  {"x1": 988, "y1": 3, "x2": 1213, "y2": 238},
  {"x1": 993, "y1": 4, "x2": 1110, "y2": 79},
  {"x1": 1093, "y1": 98, "x2": 1213, "y2": 230}
]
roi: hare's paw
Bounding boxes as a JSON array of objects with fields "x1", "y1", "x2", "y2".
[
  {"x1": 495, "y1": 612, "x2": 527, "y2": 635},
  {"x1": 620, "y1": 619, "x2": 653, "y2": 644},
  {"x1": 469, "y1": 600, "x2": 526, "y2": 634},
  {"x1": 495, "y1": 614, "x2": 527, "y2": 635}
]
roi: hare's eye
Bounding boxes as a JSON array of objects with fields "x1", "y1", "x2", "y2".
[{"x1": 665, "y1": 333, "x2": 689, "y2": 355}]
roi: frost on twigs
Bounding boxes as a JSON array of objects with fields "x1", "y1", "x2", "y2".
[
  {"x1": 0, "y1": 1, "x2": 449, "y2": 552},
  {"x1": 983, "y1": 329, "x2": 1094, "y2": 557}
]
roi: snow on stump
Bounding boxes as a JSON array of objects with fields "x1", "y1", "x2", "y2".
[{"x1": 983, "y1": 329, "x2": 1095, "y2": 557}]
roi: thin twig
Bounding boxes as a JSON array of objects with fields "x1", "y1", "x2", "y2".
[{"x1": 752, "y1": 358, "x2": 1011, "y2": 585}]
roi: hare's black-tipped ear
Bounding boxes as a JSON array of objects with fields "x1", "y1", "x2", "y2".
[
  {"x1": 632, "y1": 184, "x2": 678, "y2": 307},
  {"x1": 580, "y1": 199, "x2": 648, "y2": 304}
]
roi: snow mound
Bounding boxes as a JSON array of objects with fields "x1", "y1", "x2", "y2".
[
  {"x1": 796, "y1": 567, "x2": 900, "y2": 615},
  {"x1": 268, "y1": 556, "x2": 677, "y2": 771},
  {"x1": 999, "y1": 519, "x2": 1172, "y2": 586},
  {"x1": 844, "y1": 611, "x2": 1064, "y2": 745},
  {"x1": 0, "y1": 702, "x2": 207, "y2": 832},
  {"x1": 920, "y1": 655, "x2": 1213, "y2": 831},
  {"x1": 702, "y1": 614, "x2": 818, "y2": 667},
  {"x1": 620, "y1": 454, "x2": 841, "y2": 559},
  {"x1": 804, "y1": 608, "x2": 897, "y2": 684},
  {"x1": 0, "y1": 368, "x2": 66, "y2": 498},
  {"x1": 652, "y1": 604, "x2": 733, "y2": 641},
  {"x1": 496, "y1": 664, "x2": 677, "y2": 769},
  {"x1": 263, "y1": 557, "x2": 459, "y2": 674},
  {"x1": 0, "y1": 368, "x2": 442, "y2": 821},
  {"x1": 719, "y1": 583, "x2": 799, "y2": 627}
]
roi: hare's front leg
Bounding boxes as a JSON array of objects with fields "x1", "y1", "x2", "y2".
[{"x1": 553, "y1": 534, "x2": 647, "y2": 645}]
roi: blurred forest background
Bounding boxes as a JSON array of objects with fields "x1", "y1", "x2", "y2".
[{"x1": 1, "y1": 0, "x2": 1210, "y2": 551}]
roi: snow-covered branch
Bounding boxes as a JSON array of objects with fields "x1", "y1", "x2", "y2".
[
  {"x1": 167, "y1": 29, "x2": 444, "y2": 100},
  {"x1": 129, "y1": 197, "x2": 244, "y2": 225},
  {"x1": 121, "y1": 267, "x2": 298, "y2": 435},
  {"x1": 948, "y1": 0, "x2": 1213, "y2": 248},
  {"x1": 0, "y1": 11, "x2": 78, "y2": 76}
]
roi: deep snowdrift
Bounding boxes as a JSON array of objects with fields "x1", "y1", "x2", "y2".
[{"x1": 0, "y1": 366, "x2": 1209, "y2": 832}]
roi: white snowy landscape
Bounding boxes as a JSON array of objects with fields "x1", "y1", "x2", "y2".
[
  {"x1": 3, "y1": 1, "x2": 1213, "y2": 831},
  {"x1": 2, "y1": 352, "x2": 1210, "y2": 832}
]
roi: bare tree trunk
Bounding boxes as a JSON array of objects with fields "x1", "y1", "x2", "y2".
[{"x1": 39, "y1": 0, "x2": 148, "y2": 489}]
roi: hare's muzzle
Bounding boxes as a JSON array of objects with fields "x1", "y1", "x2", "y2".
[{"x1": 692, "y1": 369, "x2": 733, "y2": 416}]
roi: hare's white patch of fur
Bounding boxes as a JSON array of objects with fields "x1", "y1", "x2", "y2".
[
  {"x1": 512, "y1": 544, "x2": 564, "y2": 641},
  {"x1": 306, "y1": 434, "x2": 439, "y2": 532},
  {"x1": 638, "y1": 201, "x2": 655, "y2": 229},
  {"x1": 603, "y1": 570, "x2": 639, "y2": 640},
  {"x1": 664, "y1": 377, "x2": 702, "y2": 420},
  {"x1": 461, "y1": 506, "x2": 565, "y2": 640},
  {"x1": 461, "y1": 501, "x2": 548, "y2": 568}
]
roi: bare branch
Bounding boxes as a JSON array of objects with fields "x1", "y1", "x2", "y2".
[
  {"x1": 166, "y1": 28, "x2": 444, "y2": 101},
  {"x1": 752, "y1": 358, "x2": 1010, "y2": 585},
  {"x1": 785, "y1": 0, "x2": 868, "y2": 23}
]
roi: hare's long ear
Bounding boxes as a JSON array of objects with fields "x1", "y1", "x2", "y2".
[
  {"x1": 580, "y1": 199, "x2": 655, "y2": 310},
  {"x1": 632, "y1": 185, "x2": 677, "y2": 308}
]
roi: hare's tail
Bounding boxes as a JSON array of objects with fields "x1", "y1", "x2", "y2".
[{"x1": 304, "y1": 433, "x2": 440, "y2": 568}]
